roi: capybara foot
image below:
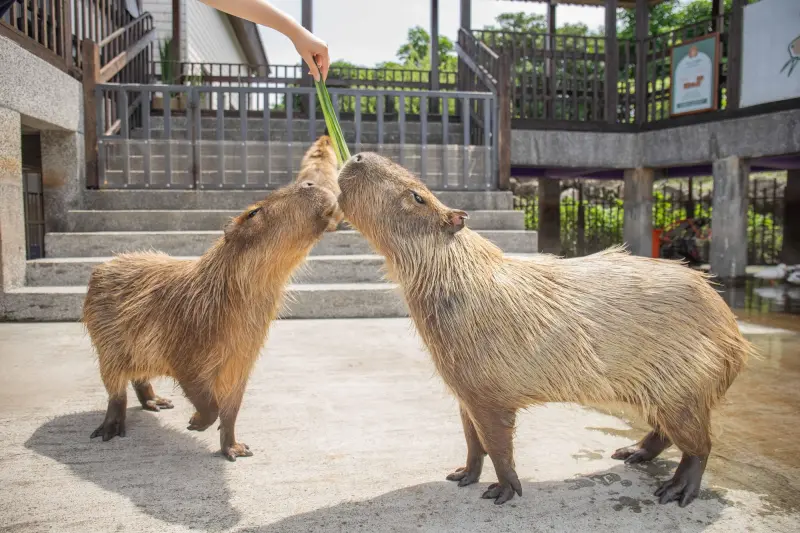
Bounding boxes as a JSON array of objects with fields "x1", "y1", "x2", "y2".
[
  {"x1": 654, "y1": 455, "x2": 706, "y2": 507},
  {"x1": 612, "y1": 446, "x2": 659, "y2": 464},
  {"x1": 447, "y1": 466, "x2": 482, "y2": 487},
  {"x1": 90, "y1": 418, "x2": 126, "y2": 441},
  {"x1": 143, "y1": 397, "x2": 174, "y2": 412},
  {"x1": 222, "y1": 443, "x2": 253, "y2": 462},
  {"x1": 187, "y1": 411, "x2": 218, "y2": 432},
  {"x1": 480, "y1": 481, "x2": 520, "y2": 505}
]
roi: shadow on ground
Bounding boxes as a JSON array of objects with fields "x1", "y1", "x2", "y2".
[
  {"x1": 239, "y1": 463, "x2": 731, "y2": 533},
  {"x1": 25, "y1": 410, "x2": 241, "y2": 532}
]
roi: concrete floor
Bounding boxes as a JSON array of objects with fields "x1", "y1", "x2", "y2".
[{"x1": 0, "y1": 319, "x2": 798, "y2": 533}]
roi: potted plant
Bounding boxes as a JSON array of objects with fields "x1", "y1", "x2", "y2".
[{"x1": 152, "y1": 38, "x2": 188, "y2": 111}]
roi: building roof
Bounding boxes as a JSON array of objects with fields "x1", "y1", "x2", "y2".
[
  {"x1": 497, "y1": 0, "x2": 668, "y2": 9},
  {"x1": 227, "y1": 17, "x2": 269, "y2": 68}
]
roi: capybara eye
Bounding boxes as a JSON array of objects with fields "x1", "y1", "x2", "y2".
[
  {"x1": 354, "y1": 154, "x2": 363, "y2": 162},
  {"x1": 247, "y1": 208, "x2": 261, "y2": 219},
  {"x1": 412, "y1": 192, "x2": 425, "y2": 205}
]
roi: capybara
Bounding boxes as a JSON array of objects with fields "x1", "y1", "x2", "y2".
[
  {"x1": 84, "y1": 181, "x2": 338, "y2": 461},
  {"x1": 337, "y1": 152, "x2": 750, "y2": 507},
  {"x1": 296, "y1": 135, "x2": 344, "y2": 230}
]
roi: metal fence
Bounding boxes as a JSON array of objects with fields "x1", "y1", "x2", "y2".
[
  {"x1": 22, "y1": 170, "x2": 45, "y2": 259},
  {"x1": 94, "y1": 83, "x2": 497, "y2": 190},
  {"x1": 513, "y1": 177, "x2": 785, "y2": 265}
]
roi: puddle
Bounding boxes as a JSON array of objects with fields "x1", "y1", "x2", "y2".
[{"x1": 716, "y1": 277, "x2": 800, "y2": 331}]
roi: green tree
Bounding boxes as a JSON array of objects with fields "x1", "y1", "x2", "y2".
[{"x1": 395, "y1": 26, "x2": 457, "y2": 71}]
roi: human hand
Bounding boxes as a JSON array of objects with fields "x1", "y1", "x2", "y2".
[{"x1": 292, "y1": 27, "x2": 329, "y2": 81}]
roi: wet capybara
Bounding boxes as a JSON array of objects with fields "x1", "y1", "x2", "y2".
[
  {"x1": 337, "y1": 152, "x2": 750, "y2": 507},
  {"x1": 296, "y1": 135, "x2": 343, "y2": 230},
  {"x1": 84, "y1": 181, "x2": 339, "y2": 461}
]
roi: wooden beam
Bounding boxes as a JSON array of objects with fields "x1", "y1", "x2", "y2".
[
  {"x1": 711, "y1": 0, "x2": 724, "y2": 31},
  {"x1": 302, "y1": 0, "x2": 312, "y2": 32},
  {"x1": 82, "y1": 39, "x2": 100, "y2": 188},
  {"x1": 99, "y1": 28, "x2": 156, "y2": 83},
  {"x1": 171, "y1": 0, "x2": 181, "y2": 62},
  {"x1": 431, "y1": 0, "x2": 439, "y2": 90},
  {"x1": 634, "y1": 0, "x2": 649, "y2": 124},
  {"x1": 460, "y1": 0, "x2": 470, "y2": 30},
  {"x1": 604, "y1": 0, "x2": 619, "y2": 124}
]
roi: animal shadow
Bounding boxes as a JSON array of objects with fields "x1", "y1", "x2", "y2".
[
  {"x1": 240, "y1": 463, "x2": 731, "y2": 533},
  {"x1": 25, "y1": 410, "x2": 241, "y2": 531}
]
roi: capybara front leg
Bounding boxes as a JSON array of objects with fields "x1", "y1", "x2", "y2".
[
  {"x1": 446, "y1": 405, "x2": 486, "y2": 487},
  {"x1": 218, "y1": 388, "x2": 253, "y2": 462},
  {"x1": 612, "y1": 429, "x2": 672, "y2": 464},
  {"x1": 132, "y1": 380, "x2": 174, "y2": 412},
  {"x1": 654, "y1": 407, "x2": 711, "y2": 507},
  {"x1": 181, "y1": 381, "x2": 219, "y2": 432},
  {"x1": 91, "y1": 393, "x2": 128, "y2": 441},
  {"x1": 470, "y1": 406, "x2": 521, "y2": 505}
]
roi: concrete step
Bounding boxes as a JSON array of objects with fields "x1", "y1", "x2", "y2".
[
  {"x1": 45, "y1": 230, "x2": 538, "y2": 258},
  {"x1": 81, "y1": 190, "x2": 515, "y2": 211},
  {"x1": 65, "y1": 209, "x2": 525, "y2": 232},
  {"x1": 27, "y1": 253, "x2": 540, "y2": 287},
  {"x1": 1, "y1": 283, "x2": 408, "y2": 321}
]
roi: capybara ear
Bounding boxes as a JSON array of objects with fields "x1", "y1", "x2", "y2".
[{"x1": 446, "y1": 209, "x2": 469, "y2": 234}]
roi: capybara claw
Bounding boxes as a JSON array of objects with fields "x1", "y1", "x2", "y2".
[
  {"x1": 222, "y1": 443, "x2": 253, "y2": 462},
  {"x1": 90, "y1": 420, "x2": 125, "y2": 441},
  {"x1": 613, "y1": 446, "x2": 654, "y2": 465},
  {"x1": 611, "y1": 446, "x2": 637, "y2": 461},
  {"x1": 187, "y1": 411, "x2": 217, "y2": 432},
  {"x1": 655, "y1": 475, "x2": 700, "y2": 507},
  {"x1": 446, "y1": 467, "x2": 481, "y2": 487},
  {"x1": 143, "y1": 397, "x2": 174, "y2": 412},
  {"x1": 481, "y1": 482, "x2": 518, "y2": 505}
]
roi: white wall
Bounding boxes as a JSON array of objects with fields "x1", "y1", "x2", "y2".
[{"x1": 185, "y1": 0, "x2": 248, "y2": 64}]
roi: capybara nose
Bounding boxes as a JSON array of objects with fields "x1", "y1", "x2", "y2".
[{"x1": 301, "y1": 181, "x2": 315, "y2": 188}]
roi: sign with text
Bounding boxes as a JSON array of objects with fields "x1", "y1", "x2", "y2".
[
  {"x1": 741, "y1": 0, "x2": 800, "y2": 108},
  {"x1": 670, "y1": 34, "x2": 720, "y2": 117}
]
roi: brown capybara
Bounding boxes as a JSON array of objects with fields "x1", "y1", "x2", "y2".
[
  {"x1": 296, "y1": 135, "x2": 344, "y2": 230},
  {"x1": 83, "y1": 180, "x2": 338, "y2": 461},
  {"x1": 337, "y1": 152, "x2": 750, "y2": 507}
]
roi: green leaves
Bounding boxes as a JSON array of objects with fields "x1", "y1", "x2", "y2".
[{"x1": 314, "y1": 66, "x2": 351, "y2": 166}]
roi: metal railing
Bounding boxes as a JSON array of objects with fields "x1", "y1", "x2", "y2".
[{"x1": 93, "y1": 84, "x2": 497, "y2": 191}]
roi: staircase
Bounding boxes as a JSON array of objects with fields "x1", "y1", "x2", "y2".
[{"x1": 3, "y1": 189, "x2": 538, "y2": 320}]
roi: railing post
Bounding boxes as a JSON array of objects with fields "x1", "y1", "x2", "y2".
[
  {"x1": 83, "y1": 39, "x2": 100, "y2": 189},
  {"x1": 62, "y1": 0, "x2": 73, "y2": 72},
  {"x1": 497, "y1": 54, "x2": 511, "y2": 190},
  {"x1": 604, "y1": 0, "x2": 618, "y2": 124},
  {"x1": 634, "y1": 0, "x2": 649, "y2": 125},
  {"x1": 726, "y1": 0, "x2": 745, "y2": 110}
]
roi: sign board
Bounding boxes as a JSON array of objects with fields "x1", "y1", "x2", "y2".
[
  {"x1": 670, "y1": 34, "x2": 720, "y2": 117},
  {"x1": 741, "y1": 0, "x2": 800, "y2": 108}
]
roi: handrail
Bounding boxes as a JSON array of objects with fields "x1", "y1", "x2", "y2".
[{"x1": 99, "y1": 13, "x2": 152, "y2": 48}]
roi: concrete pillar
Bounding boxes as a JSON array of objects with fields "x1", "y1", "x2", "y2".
[
  {"x1": 710, "y1": 156, "x2": 749, "y2": 280},
  {"x1": 0, "y1": 107, "x2": 25, "y2": 293},
  {"x1": 782, "y1": 169, "x2": 800, "y2": 265},
  {"x1": 623, "y1": 168, "x2": 655, "y2": 257},
  {"x1": 460, "y1": 0, "x2": 470, "y2": 30},
  {"x1": 41, "y1": 131, "x2": 85, "y2": 232},
  {"x1": 538, "y1": 177, "x2": 561, "y2": 254}
]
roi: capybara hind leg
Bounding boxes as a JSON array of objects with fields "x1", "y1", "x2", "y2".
[
  {"x1": 612, "y1": 429, "x2": 672, "y2": 464},
  {"x1": 446, "y1": 405, "x2": 486, "y2": 487},
  {"x1": 181, "y1": 381, "x2": 219, "y2": 431},
  {"x1": 91, "y1": 393, "x2": 128, "y2": 441},
  {"x1": 132, "y1": 380, "x2": 174, "y2": 412},
  {"x1": 218, "y1": 388, "x2": 253, "y2": 462},
  {"x1": 654, "y1": 409, "x2": 711, "y2": 507},
  {"x1": 469, "y1": 407, "x2": 521, "y2": 505}
]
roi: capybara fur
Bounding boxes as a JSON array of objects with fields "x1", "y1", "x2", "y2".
[
  {"x1": 296, "y1": 135, "x2": 344, "y2": 230},
  {"x1": 338, "y1": 152, "x2": 750, "y2": 507},
  {"x1": 83, "y1": 181, "x2": 338, "y2": 460}
]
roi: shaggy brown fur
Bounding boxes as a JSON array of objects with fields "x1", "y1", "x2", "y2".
[
  {"x1": 296, "y1": 135, "x2": 343, "y2": 229},
  {"x1": 84, "y1": 181, "x2": 338, "y2": 461},
  {"x1": 338, "y1": 152, "x2": 750, "y2": 507}
]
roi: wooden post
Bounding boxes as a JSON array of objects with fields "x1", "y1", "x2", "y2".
[
  {"x1": 82, "y1": 39, "x2": 100, "y2": 188},
  {"x1": 634, "y1": 0, "x2": 649, "y2": 125},
  {"x1": 171, "y1": 0, "x2": 181, "y2": 64},
  {"x1": 431, "y1": 0, "x2": 439, "y2": 91},
  {"x1": 302, "y1": 0, "x2": 313, "y2": 32},
  {"x1": 62, "y1": 0, "x2": 73, "y2": 72},
  {"x1": 497, "y1": 55, "x2": 512, "y2": 190},
  {"x1": 711, "y1": 0, "x2": 724, "y2": 31},
  {"x1": 727, "y1": 0, "x2": 746, "y2": 110},
  {"x1": 604, "y1": 0, "x2": 618, "y2": 124},
  {"x1": 460, "y1": 0, "x2": 470, "y2": 31}
]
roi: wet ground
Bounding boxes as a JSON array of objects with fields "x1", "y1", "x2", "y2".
[{"x1": 0, "y1": 318, "x2": 798, "y2": 532}]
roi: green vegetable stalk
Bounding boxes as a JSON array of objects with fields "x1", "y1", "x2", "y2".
[{"x1": 314, "y1": 64, "x2": 351, "y2": 166}]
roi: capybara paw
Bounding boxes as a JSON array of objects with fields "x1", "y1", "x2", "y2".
[
  {"x1": 90, "y1": 420, "x2": 126, "y2": 441},
  {"x1": 222, "y1": 443, "x2": 253, "y2": 462},
  {"x1": 612, "y1": 446, "x2": 656, "y2": 464},
  {"x1": 143, "y1": 397, "x2": 174, "y2": 412},
  {"x1": 187, "y1": 412, "x2": 216, "y2": 431},
  {"x1": 654, "y1": 474, "x2": 701, "y2": 507},
  {"x1": 480, "y1": 482, "x2": 520, "y2": 505},
  {"x1": 446, "y1": 466, "x2": 482, "y2": 487}
]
